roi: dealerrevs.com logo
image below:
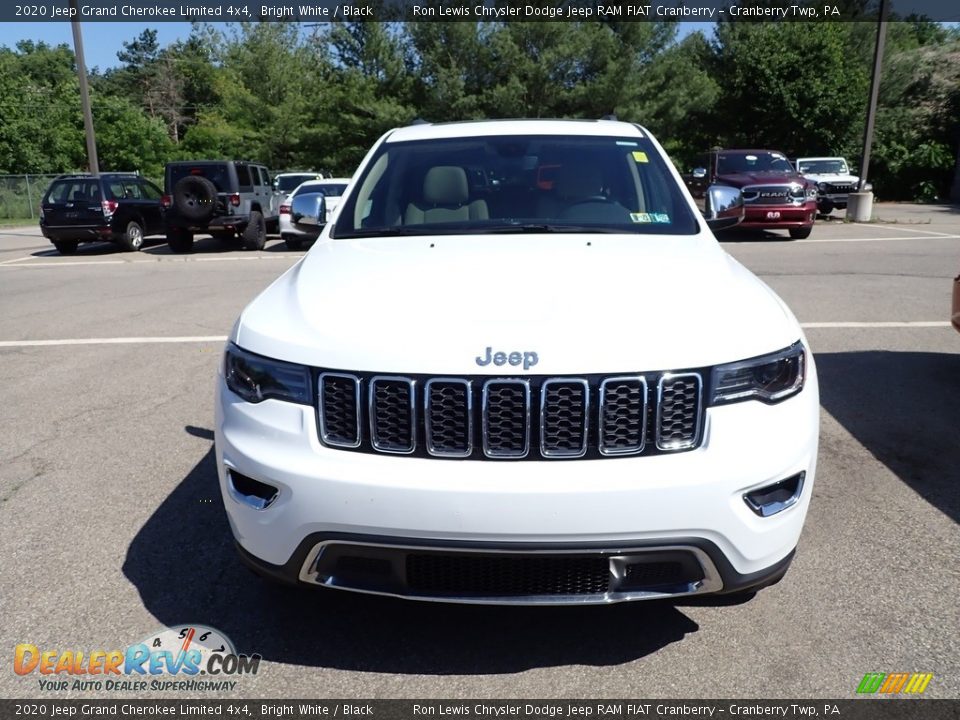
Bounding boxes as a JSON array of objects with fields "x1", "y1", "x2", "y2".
[{"x1": 14, "y1": 624, "x2": 260, "y2": 692}]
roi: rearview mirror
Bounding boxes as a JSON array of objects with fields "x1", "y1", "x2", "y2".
[
  {"x1": 703, "y1": 185, "x2": 744, "y2": 231},
  {"x1": 291, "y1": 192, "x2": 327, "y2": 230}
]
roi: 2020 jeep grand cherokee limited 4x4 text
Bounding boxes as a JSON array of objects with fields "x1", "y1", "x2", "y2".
[
  {"x1": 215, "y1": 119, "x2": 820, "y2": 604},
  {"x1": 161, "y1": 161, "x2": 280, "y2": 253}
]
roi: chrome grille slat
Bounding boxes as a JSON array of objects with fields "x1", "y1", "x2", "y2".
[
  {"x1": 540, "y1": 379, "x2": 589, "y2": 458},
  {"x1": 656, "y1": 373, "x2": 703, "y2": 451},
  {"x1": 599, "y1": 376, "x2": 647, "y2": 456},
  {"x1": 369, "y1": 376, "x2": 416, "y2": 454},
  {"x1": 425, "y1": 378, "x2": 473, "y2": 457},
  {"x1": 482, "y1": 379, "x2": 531, "y2": 458},
  {"x1": 318, "y1": 372, "x2": 361, "y2": 448}
]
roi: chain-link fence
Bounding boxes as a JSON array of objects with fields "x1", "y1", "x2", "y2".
[{"x1": 0, "y1": 174, "x2": 64, "y2": 221}]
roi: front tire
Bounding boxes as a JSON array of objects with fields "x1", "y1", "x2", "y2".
[
  {"x1": 167, "y1": 227, "x2": 194, "y2": 254},
  {"x1": 789, "y1": 227, "x2": 812, "y2": 240},
  {"x1": 53, "y1": 241, "x2": 78, "y2": 256},
  {"x1": 242, "y1": 210, "x2": 266, "y2": 251},
  {"x1": 120, "y1": 220, "x2": 144, "y2": 252}
]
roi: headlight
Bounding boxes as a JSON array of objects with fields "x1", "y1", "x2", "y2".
[
  {"x1": 807, "y1": 185, "x2": 819, "y2": 199},
  {"x1": 224, "y1": 343, "x2": 311, "y2": 405},
  {"x1": 816, "y1": 182, "x2": 828, "y2": 192},
  {"x1": 711, "y1": 341, "x2": 805, "y2": 405}
]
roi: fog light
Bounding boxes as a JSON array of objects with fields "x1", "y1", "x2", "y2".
[
  {"x1": 744, "y1": 472, "x2": 805, "y2": 517},
  {"x1": 227, "y1": 469, "x2": 279, "y2": 510}
]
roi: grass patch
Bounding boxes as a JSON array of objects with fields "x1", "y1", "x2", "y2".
[{"x1": 0, "y1": 218, "x2": 35, "y2": 228}]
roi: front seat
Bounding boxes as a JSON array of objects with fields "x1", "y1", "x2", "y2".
[{"x1": 404, "y1": 166, "x2": 488, "y2": 225}]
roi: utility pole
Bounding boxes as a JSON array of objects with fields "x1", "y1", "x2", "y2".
[
  {"x1": 848, "y1": 0, "x2": 889, "y2": 221},
  {"x1": 70, "y1": 0, "x2": 99, "y2": 176}
]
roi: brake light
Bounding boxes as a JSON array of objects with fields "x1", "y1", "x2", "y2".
[
  {"x1": 39, "y1": 205, "x2": 44, "y2": 221},
  {"x1": 161, "y1": 194, "x2": 172, "y2": 209},
  {"x1": 279, "y1": 204, "x2": 291, "y2": 214},
  {"x1": 229, "y1": 193, "x2": 240, "y2": 207},
  {"x1": 101, "y1": 199, "x2": 118, "y2": 216}
]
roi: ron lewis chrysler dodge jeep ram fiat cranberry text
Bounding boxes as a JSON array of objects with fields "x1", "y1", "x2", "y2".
[{"x1": 215, "y1": 119, "x2": 819, "y2": 604}]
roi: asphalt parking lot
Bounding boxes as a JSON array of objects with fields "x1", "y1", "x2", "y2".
[{"x1": 1, "y1": 205, "x2": 958, "y2": 700}]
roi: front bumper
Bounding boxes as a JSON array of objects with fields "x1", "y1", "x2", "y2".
[
  {"x1": 740, "y1": 201, "x2": 817, "y2": 230},
  {"x1": 214, "y1": 358, "x2": 819, "y2": 603}
]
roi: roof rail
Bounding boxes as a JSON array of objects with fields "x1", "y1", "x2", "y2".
[
  {"x1": 600, "y1": 114, "x2": 618, "y2": 121},
  {"x1": 409, "y1": 118, "x2": 430, "y2": 126}
]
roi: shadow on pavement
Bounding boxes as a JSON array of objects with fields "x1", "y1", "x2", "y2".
[
  {"x1": 816, "y1": 350, "x2": 960, "y2": 525},
  {"x1": 123, "y1": 439, "x2": 700, "y2": 673},
  {"x1": 715, "y1": 228, "x2": 796, "y2": 243}
]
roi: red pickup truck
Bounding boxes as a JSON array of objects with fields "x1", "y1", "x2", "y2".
[{"x1": 686, "y1": 149, "x2": 818, "y2": 239}]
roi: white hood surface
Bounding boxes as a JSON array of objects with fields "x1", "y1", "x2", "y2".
[{"x1": 235, "y1": 234, "x2": 799, "y2": 375}]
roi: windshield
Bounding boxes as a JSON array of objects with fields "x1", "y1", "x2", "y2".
[
  {"x1": 168, "y1": 164, "x2": 231, "y2": 193},
  {"x1": 332, "y1": 134, "x2": 699, "y2": 238},
  {"x1": 717, "y1": 152, "x2": 794, "y2": 175},
  {"x1": 294, "y1": 182, "x2": 347, "y2": 198},
  {"x1": 277, "y1": 174, "x2": 320, "y2": 193},
  {"x1": 798, "y1": 159, "x2": 849, "y2": 174}
]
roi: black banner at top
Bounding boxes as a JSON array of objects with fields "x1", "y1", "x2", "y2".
[
  {"x1": 4, "y1": 0, "x2": 960, "y2": 23},
  {"x1": 0, "y1": 700, "x2": 958, "y2": 720}
]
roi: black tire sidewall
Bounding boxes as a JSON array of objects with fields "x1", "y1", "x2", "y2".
[
  {"x1": 167, "y1": 227, "x2": 194, "y2": 253},
  {"x1": 53, "y1": 241, "x2": 78, "y2": 255},
  {"x1": 242, "y1": 211, "x2": 266, "y2": 250}
]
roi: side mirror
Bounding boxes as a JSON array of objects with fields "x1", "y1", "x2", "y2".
[
  {"x1": 703, "y1": 184, "x2": 744, "y2": 231},
  {"x1": 692, "y1": 167, "x2": 707, "y2": 179},
  {"x1": 291, "y1": 192, "x2": 327, "y2": 230}
]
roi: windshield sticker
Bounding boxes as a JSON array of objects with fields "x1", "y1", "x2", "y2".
[
  {"x1": 651, "y1": 212, "x2": 670, "y2": 223},
  {"x1": 616, "y1": 141, "x2": 639, "y2": 147},
  {"x1": 631, "y1": 213, "x2": 652, "y2": 223},
  {"x1": 630, "y1": 211, "x2": 670, "y2": 223},
  {"x1": 632, "y1": 151, "x2": 649, "y2": 163},
  {"x1": 745, "y1": 155, "x2": 758, "y2": 161}
]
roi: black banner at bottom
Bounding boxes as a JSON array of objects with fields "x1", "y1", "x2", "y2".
[{"x1": 1, "y1": 700, "x2": 956, "y2": 720}]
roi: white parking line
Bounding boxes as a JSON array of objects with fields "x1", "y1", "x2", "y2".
[
  {"x1": 0, "y1": 336, "x2": 228, "y2": 348},
  {"x1": 0, "y1": 255, "x2": 302, "y2": 267},
  {"x1": 853, "y1": 223, "x2": 959, "y2": 237},
  {"x1": 0, "y1": 324, "x2": 952, "y2": 348},
  {"x1": 799, "y1": 234, "x2": 960, "y2": 243},
  {"x1": 801, "y1": 321, "x2": 951, "y2": 328},
  {"x1": 0, "y1": 256, "x2": 37, "y2": 265}
]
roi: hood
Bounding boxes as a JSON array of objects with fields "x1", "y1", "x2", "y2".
[
  {"x1": 716, "y1": 171, "x2": 807, "y2": 188},
  {"x1": 235, "y1": 234, "x2": 800, "y2": 375},
  {"x1": 802, "y1": 172, "x2": 859, "y2": 183}
]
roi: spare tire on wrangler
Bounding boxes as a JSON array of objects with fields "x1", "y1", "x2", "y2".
[{"x1": 173, "y1": 175, "x2": 218, "y2": 222}]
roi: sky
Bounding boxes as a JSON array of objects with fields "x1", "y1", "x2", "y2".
[{"x1": 0, "y1": 21, "x2": 715, "y2": 71}]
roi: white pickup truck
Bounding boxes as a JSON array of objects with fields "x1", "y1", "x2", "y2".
[{"x1": 215, "y1": 119, "x2": 820, "y2": 605}]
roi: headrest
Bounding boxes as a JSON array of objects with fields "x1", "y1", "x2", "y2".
[{"x1": 423, "y1": 166, "x2": 469, "y2": 205}]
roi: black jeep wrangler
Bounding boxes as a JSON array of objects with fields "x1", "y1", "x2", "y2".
[{"x1": 161, "y1": 161, "x2": 281, "y2": 253}]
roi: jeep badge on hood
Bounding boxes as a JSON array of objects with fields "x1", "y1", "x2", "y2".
[{"x1": 475, "y1": 346, "x2": 539, "y2": 370}]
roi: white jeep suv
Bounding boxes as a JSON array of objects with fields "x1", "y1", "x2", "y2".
[{"x1": 215, "y1": 119, "x2": 819, "y2": 604}]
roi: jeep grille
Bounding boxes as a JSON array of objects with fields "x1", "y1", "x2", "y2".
[{"x1": 316, "y1": 370, "x2": 704, "y2": 460}]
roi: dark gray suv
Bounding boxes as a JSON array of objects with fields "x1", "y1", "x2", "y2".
[{"x1": 162, "y1": 161, "x2": 281, "y2": 252}]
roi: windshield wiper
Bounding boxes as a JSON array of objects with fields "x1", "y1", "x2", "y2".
[
  {"x1": 334, "y1": 226, "x2": 451, "y2": 238},
  {"x1": 473, "y1": 223, "x2": 626, "y2": 234}
]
